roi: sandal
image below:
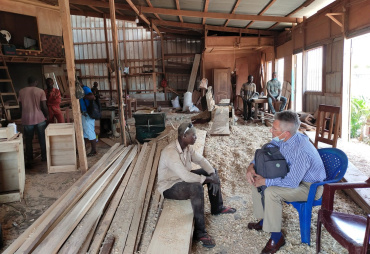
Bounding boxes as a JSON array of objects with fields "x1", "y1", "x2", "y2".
[
  {"x1": 87, "y1": 152, "x2": 97, "y2": 157},
  {"x1": 197, "y1": 234, "x2": 216, "y2": 248},
  {"x1": 212, "y1": 206, "x2": 236, "y2": 215}
]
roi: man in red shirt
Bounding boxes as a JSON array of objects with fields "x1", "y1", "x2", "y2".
[
  {"x1": 44, "y1": 78, "x2": 64, "y2": 123},
  {"x1": 18, "y1": 76, "x2": 49, "y2": 168}
]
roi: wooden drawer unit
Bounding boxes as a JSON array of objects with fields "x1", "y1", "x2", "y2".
[
  {"x1": 46, "y1": 123, "x2": 77, "y2": 173},
  {"x1": 0, "y1": 134, "x2": 25, "y2": 203}
]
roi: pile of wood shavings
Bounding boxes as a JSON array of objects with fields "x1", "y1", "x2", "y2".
[{"x1": 190, "y1": 121, "x2": 365, "y2": 254}]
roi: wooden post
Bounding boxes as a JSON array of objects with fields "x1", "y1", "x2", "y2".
[
  {"x1": 103, "y1": 14, "x2": 113, "y2": 101},
  {"x1": 122, "y1": 23, "x2": 129, "y2": 97},
  {"x1": 58, "y1": 0, "x2": 88, "y2": 171},
  {"x1": 109, "y1": 0, "x2": 126, "y2": 145},
  {"x1": 150, "y1": 20, "x2": 157, "y2": 108}
]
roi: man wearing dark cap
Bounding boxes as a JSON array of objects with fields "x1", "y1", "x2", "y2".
[
  {"x1": 157, "y1": 122, "x2": 236, "y2": 248},
  {"x1": 18, "y1": 76, "x2": 49, "y2": 168}
]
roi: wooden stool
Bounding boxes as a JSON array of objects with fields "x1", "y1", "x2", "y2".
[{"x1": 126, "y1": 98, "x2": 137, "y2": 118}]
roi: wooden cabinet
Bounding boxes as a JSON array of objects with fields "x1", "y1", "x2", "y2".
[
  {"x1": 213, "y1": 68, "x2": 231, "y2": 104},
  {"x1": 46, "y1": 123, "x2": 77, "y2": 173},
  {"x1": 0, "y1": 134, "x2": 25, "y2": 203}
]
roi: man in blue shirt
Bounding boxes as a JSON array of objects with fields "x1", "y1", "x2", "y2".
[
  {"x1": 266, "y1": 72, "x2": 287, "y2": 114},
  {"x1": 246, "y1": 110, "x2": 326, "y2": 253},
  {"x1": 79, "y1": 79, "x2": 97, "y2": 156}
]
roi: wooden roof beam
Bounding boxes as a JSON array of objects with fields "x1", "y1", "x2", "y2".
[
  {"x1": 70, "y1": 3, "x2": 83, "y2": 11},
  {"x1": 70, "y1": 9, "x2": 135, "y2": 21},
  {"x1": 152, "y1": 19, "x2": 279, "y2": 36},
  {"x1": 224, "y1": 0, "x2": 241, "y2": 27},
  {"x1": 146, "y1": 0, "x2": 162, "y2": 20},
  {"x1": 140, "y1": 6, "x2": 302, "y2": 23},
  {"x1": 88, "y1": 5, "x2": 103, "y2": 13},
  {"x1": 125, "y1": 0, "x2": 162, "y2": 38},
  {"x1": 202, "y1": 0, "x2": 209, "y2": 25},
  {"x1": 245, "y1": 0, "x2": 276, "y2": 28},
  {"x1": 175, "y1": 0, "x2": 183, "y2": 22},
  {"x1": 268, "y1": 0, "x2": 315, "y2": 30},
  {"x1": 69, "y1": 0, "x2": 131, "y2": 10}
]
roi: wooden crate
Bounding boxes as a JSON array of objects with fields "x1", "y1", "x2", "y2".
[
  {"x1": 0, "y1": 134, "x2": 25, "y2": 203},
  {"x1": 46, "y1": 123, "x2": 77, "y2": 173}
]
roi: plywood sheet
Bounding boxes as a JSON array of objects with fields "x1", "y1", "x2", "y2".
[
  {"x1": 0, "y1": 151, "x2": 19, "y2": 192},
  {"x1": 191, "y1": 130, "x2": 207, "y2": 170},
  {"x1": 147, "y1": 199, "x2": 193, "y2": 254},
  {"x1": 210, "y1": 106, "x2": 230, "y2": 136}
]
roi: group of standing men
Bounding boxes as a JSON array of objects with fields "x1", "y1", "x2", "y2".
[
  {"x1": 18, "y1": 76, "x2": 98, "y2": 168},
  {"x1": 240, "y1": 72, "x2": 287, "y2": 121}
]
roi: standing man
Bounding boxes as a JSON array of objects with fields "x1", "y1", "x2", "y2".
[
  {"x1": 18, "y1": 76, "x2": 49, "y2": 168},
  {"x1": 240, "y1": 75, "x2": 256, "y2": 120},
  {"x1": 158, "y1": 122, "x2": 236, "y2": 248},
  {"x1": 246, "y1": 111, "x2": 326, "y2": 253},
  {"x1": 79, "y1": 79, "x2": 97, "y2": 157},
  {"x1": 266, "y1": 72, "x2": 287, "y2": 114},
  {"x1": 91, "y1": 82, "x2": 100, "y2": 98},
  {"x1": 44, "y1": 78, "x2": 64, "y2": 123}
]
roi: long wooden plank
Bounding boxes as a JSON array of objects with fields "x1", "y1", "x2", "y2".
[
  {"x1": 100, "y1": 138, "x2": 117, "y2": 147},
  {"x1": 187, "y1": 54, "x2": 201, "y2": 92},
  {"x1": 210, "y1": 106, "x2": 230, "y2": 136},
  {"x1": 108, "y1": 143, "x2": 149, "y2": 253},
  {"x1": 12, "y1": 145, "x2": 126, "y2": 254},
  {"x1": 32, "y1": 146, "x2": 133, "y2": 253},
  {"x1": 123, "y1": 143, "x2": 157, "y2": 253},
  {"x1": 146, "y1": 200, "x2": 194, "y2": 254},
  {"x1": 58, "y1": 146, "x2": 137, "y2": 254},
  {"x1": 58, "y1": 0, "x2": 88, "y2": 171},
  {"x1": 134, "y1": 144, "x2": 164, "y2": 251},
  {"x1": 3, "y1": 143, "x2": 120, "y2": 254},
  {"x1": 191, "y1": 129, "x2": 207, "y2": 170},
  {"x1": 88, "y1": 153, "x2": 139, "y2": 254}
]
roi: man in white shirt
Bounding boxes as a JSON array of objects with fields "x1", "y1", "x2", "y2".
[{"x1": 157, "y1": 122, "x2": 236, "y2": 248}]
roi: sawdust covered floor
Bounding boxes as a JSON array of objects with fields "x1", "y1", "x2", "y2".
[
  {"x1": 0, "y1": 141, "x2": 111, "y2": 251},
  {"x1": 185, "y1": 118, "x2": 366, "y2": 254}
]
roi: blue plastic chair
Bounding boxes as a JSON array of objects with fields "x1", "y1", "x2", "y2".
[{"x1": 285, "y1": 148, "x2": 348, "y2": 245}]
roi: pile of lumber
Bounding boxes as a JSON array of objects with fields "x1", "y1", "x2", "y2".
[
  {"x1": 3, "y1": 136, "x2": 171, "y2": 254},
  {"x1": 4, "y1": 125, "x2": 181, "y2": 254}
]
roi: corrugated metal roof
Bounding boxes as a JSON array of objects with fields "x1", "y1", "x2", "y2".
[
  {"x1": 264, "y1": 0, "x2": 306, "y2": 16},
  {"x1": 208, "y1": 0, "x2": 235, "y2": 13}
]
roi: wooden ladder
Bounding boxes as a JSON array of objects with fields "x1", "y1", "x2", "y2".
[{"x1": 0, "y1": 50, "x2": 19, "y2": 120}]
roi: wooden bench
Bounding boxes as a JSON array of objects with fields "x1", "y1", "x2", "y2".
[{"x1": 147, "y1": 199, "x2": 194, "y2": 254}]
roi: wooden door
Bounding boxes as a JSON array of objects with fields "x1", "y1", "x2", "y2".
[{"x1": 213, "y1": 68, "x2": 231, "y2": 104}]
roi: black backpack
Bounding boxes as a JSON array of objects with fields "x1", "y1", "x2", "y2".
[
  {"x1": 254, "y1": 142, "x2": 290, "y2": 207},
  {"x1": 83, "y1": 98, "x2": 101, "y2": 120},
  {"x1": 254, "y1": 142, "x2": 290, "y2": 179}
]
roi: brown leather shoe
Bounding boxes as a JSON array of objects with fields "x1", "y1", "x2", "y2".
[
  {"x1": 261, "y1": 235, "x2": 286, "y2": 254},
  {"x1": 247, "y1": 221, "x2": 263, "y2": 231}
]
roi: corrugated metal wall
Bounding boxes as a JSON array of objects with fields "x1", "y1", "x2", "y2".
[{"x1": 71, "y1": 15, "x2": 202, "y2": 100}]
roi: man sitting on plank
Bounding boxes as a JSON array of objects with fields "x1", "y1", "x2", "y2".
[{"x1": 157, "y1": 122, "x2": 236, "y2": 248}]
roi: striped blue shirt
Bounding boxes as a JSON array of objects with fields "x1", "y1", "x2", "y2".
[{"x1": 253, "y1": 133, "x2": 326, "y2": 188}]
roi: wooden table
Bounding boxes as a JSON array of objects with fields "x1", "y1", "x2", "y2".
[{"x1": 250, "y1": 97, "x2": 269, "y2": 121}]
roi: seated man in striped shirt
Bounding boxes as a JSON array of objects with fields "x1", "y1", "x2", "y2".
[{"x1": 246, "y1": 111, "x2": 326, "y2": 254}]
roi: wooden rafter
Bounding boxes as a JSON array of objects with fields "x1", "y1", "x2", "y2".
[
  {"x1": 224, "y1": 0, "x2": 241, "y2": 27},
  {"x1": 70, "y1": 9, "x2": 135, "y2": 21},
  {"x1": 70, "y1": 3, "x2": 83, "y2": 11},
  {"x1": 146, "y1": 0, "x2": 161, "y2": 20},
  {"x1": 326, "y1": 12, "x2": 344, "y2": 31},
  {"x1": 245, "y1": 0, "x2": 276, "y2": 28},
  {"x1": 202, "y1": 0, "x2": 209, "y2": 25},
  {"x1": 88, "y1": 5, "x2": 103, "y2": 13},
  {"x1": 268, "y1": 0, "x2": 315, "y2": 30},
  {"x1": 139, "y1": 6, "x2": 302, "y2": 23},
  {"x1": 68, "y1": 0, "x2": 302, "y2": 24},
  {"x1": 125, "y1": 0, "x2": 162, "y2": 38},
  {"x1": 152, "y1": 19, "x2": 279, "y2": 36},
  {"x1": 175, "y1": 0, "x2": 183, "y2": 22}
]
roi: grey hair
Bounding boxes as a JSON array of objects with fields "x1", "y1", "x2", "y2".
[{"x1": 274, "y1": 110, "x2": 300, "y2": 135}]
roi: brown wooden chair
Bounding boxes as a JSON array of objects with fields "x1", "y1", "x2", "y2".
[
  {"x1": 316, "y1": 179, "x2": 370, "y2": 254},
  {"x1": 314, "y1": 104, "x2": 341, "y2": 148}
]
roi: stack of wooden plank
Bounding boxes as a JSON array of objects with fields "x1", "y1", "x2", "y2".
[{"x1": 4, "y1": 126, "x2": 180, "y2": 254}]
